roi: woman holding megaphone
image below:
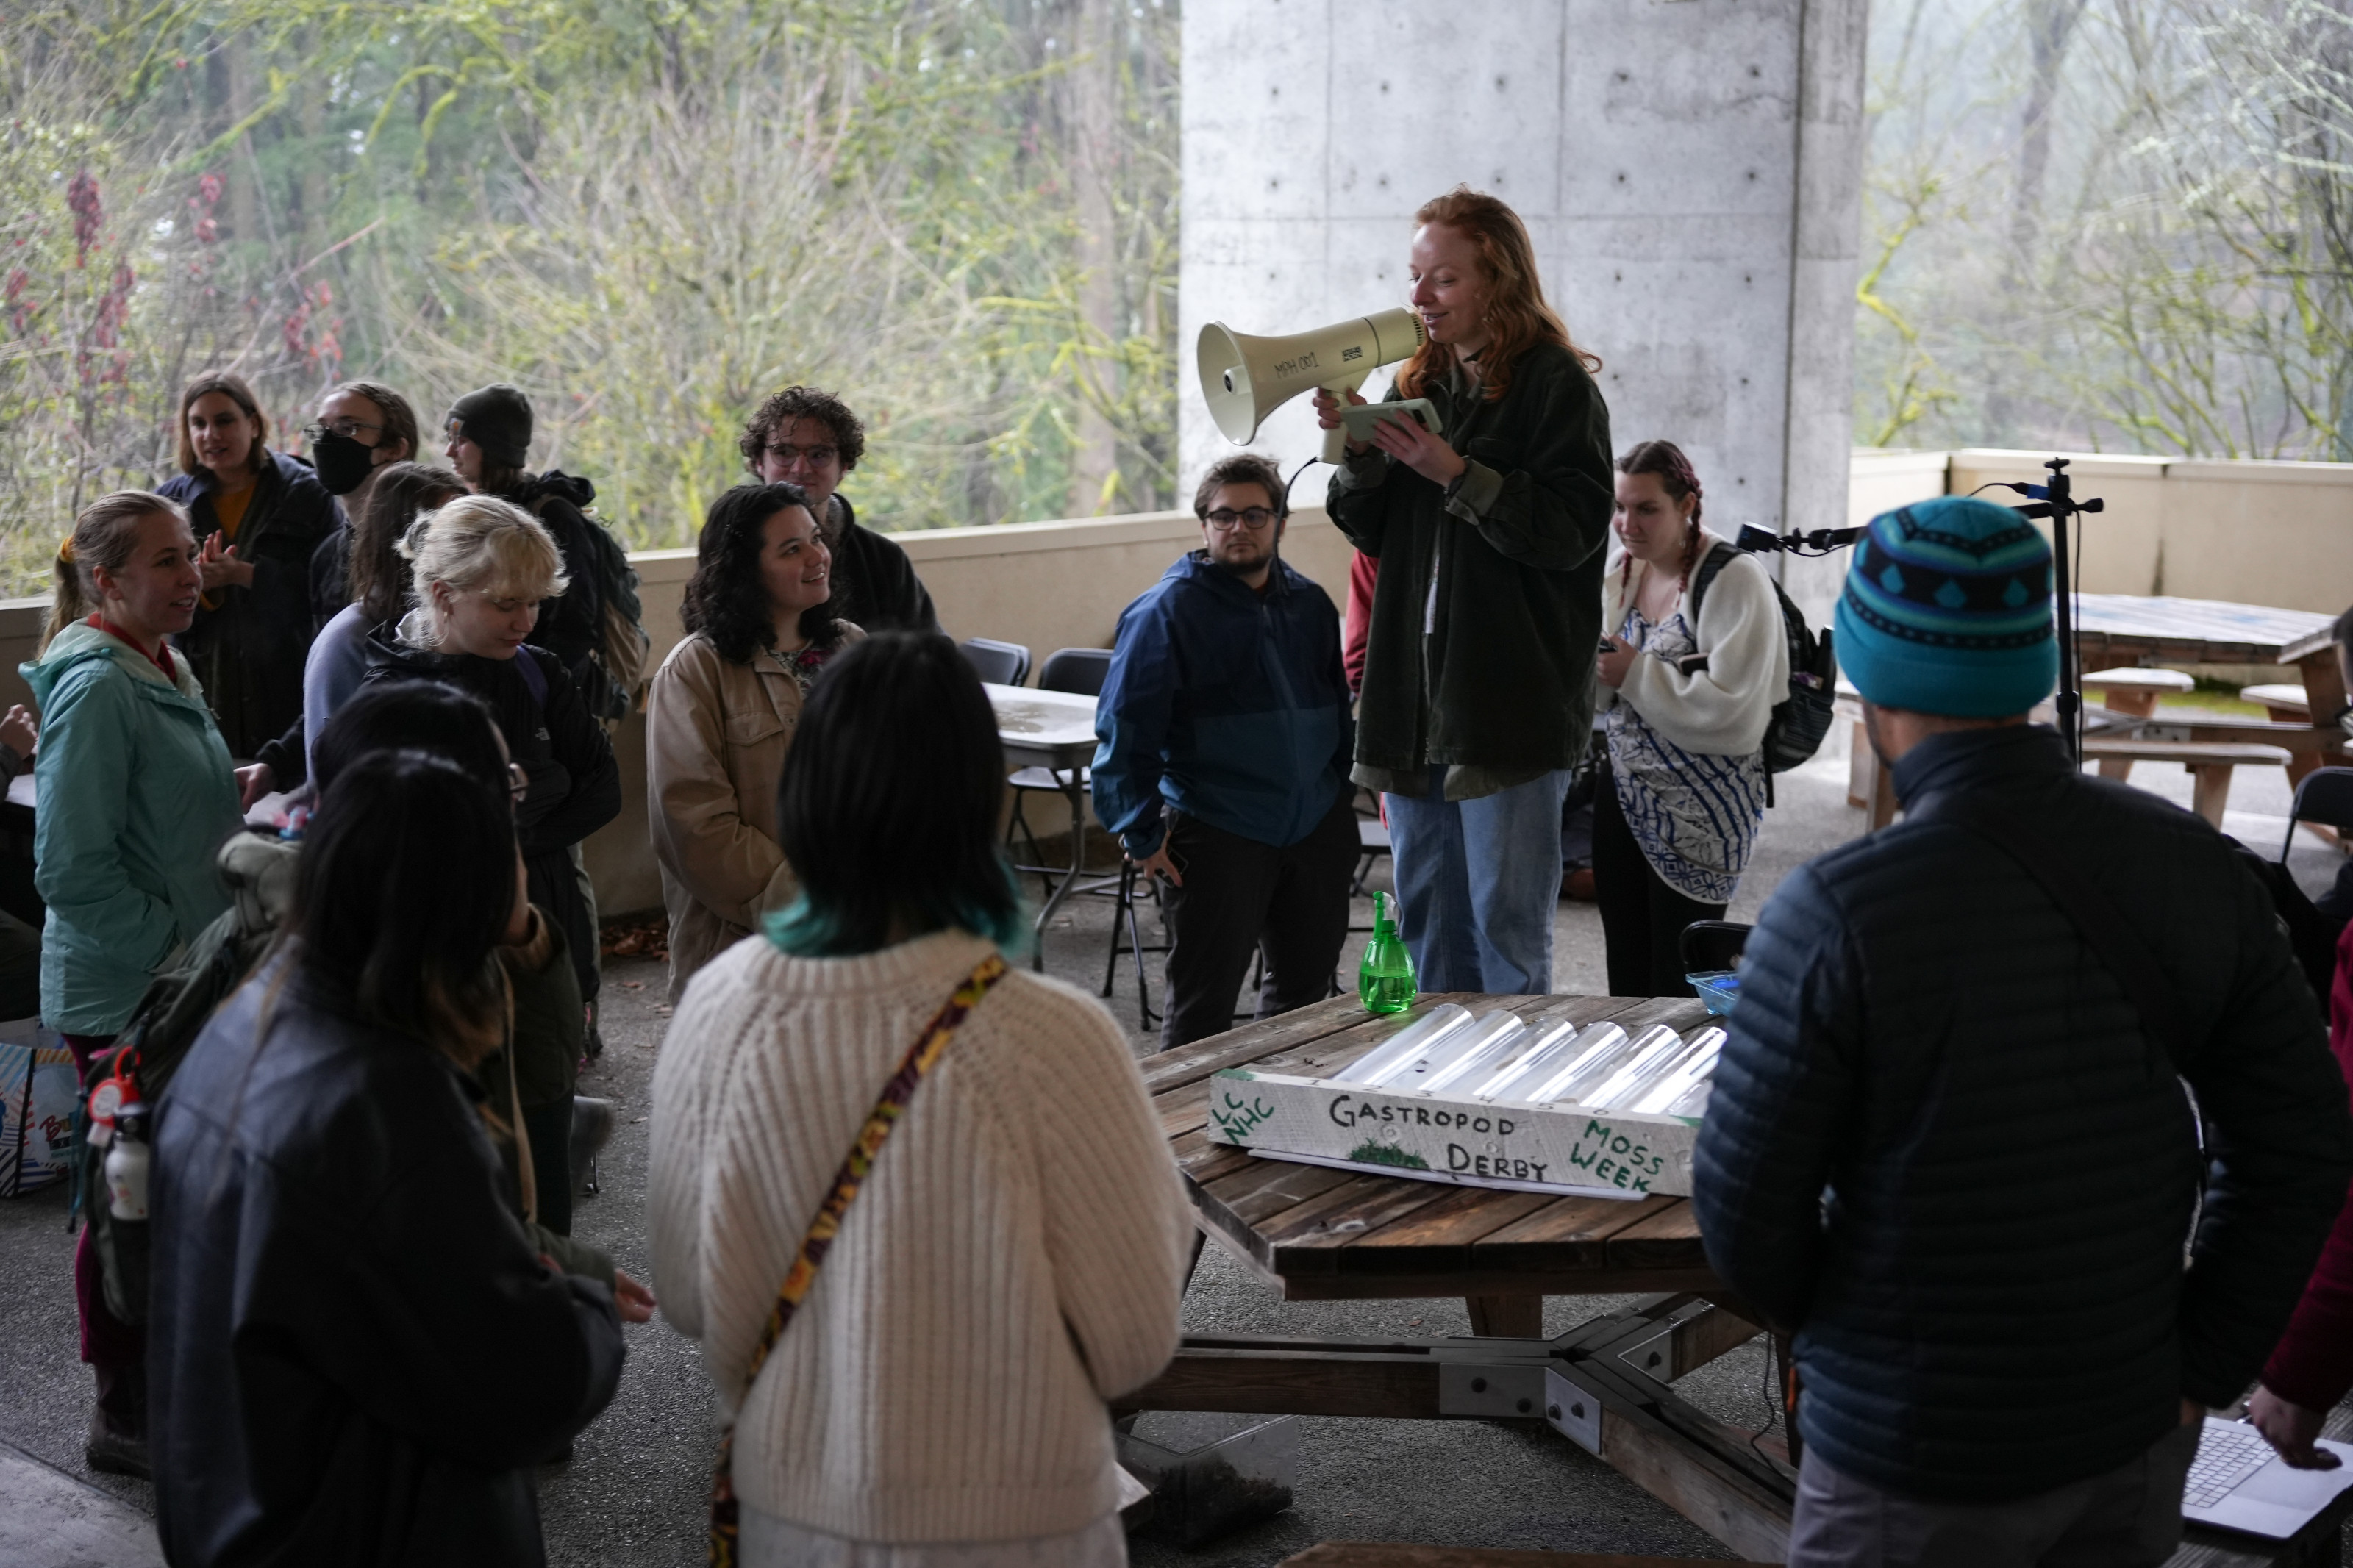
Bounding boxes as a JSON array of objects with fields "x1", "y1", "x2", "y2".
[{"x1": 1315, "y1": 186, "x2": 1615, "y2": 996}]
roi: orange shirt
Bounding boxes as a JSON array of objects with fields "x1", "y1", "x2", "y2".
[{"x1": 212, "y1": 482, "x2": 253, "y2": 543}]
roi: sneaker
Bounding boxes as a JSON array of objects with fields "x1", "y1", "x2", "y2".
[
  {"x1": 570, "y1": 1097, "x2": 615, "y2": 1197},
  {"x1": 1560, "y1": 866, "x2": 1597, "y2": 902},
  {"x1": 85, "y1": 1406, "x2": 150, "y2": 1481}
]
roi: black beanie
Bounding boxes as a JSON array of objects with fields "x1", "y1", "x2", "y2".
[{"x1": 448, "y1": 383, "x2": 533, "y2": 470}]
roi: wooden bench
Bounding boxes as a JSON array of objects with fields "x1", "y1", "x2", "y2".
[
  {"x1": 1280, "y1": 1548, "x2": 1772, "y2": 1567},
  {"x1": 2082, "y1": 669, "x2": 2196, "y2": 781},
  {"x1": 2242, "y1": 683, "x2": 2311, "y2": 721},
  {"x1": 2083, "y1": 666, "x2": 2196, "y2": 719},
  {"x1": 2079, "y1": 740, "x2": 2293, "y2": 827}
]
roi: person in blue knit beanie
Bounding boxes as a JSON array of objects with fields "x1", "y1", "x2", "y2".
[
  {"x1": 1691, "y1": 494, "x2": 2353, "y2": 1566},
  {"x1": 1832, "y1": 495, "x2": 2059, "y2": 719}
]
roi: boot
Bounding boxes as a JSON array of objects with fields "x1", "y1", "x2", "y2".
[
  {"x1": 85, "y1": 1361, "x2": 149, "y2": 1480},
  {"x1": 570, "y1": 1096, "x2": 615, "y2": 1197}
]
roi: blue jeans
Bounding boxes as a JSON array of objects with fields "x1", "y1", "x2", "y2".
[{"x1": 1382, "y1": 767, "x2": 1571, "y2": 995}]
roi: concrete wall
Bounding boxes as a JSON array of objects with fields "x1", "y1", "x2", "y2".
[
  {"x1": 3, "y1": 450, "x2": 2346, "y2": 918},
  {"x1": 1178, "y1": 0, "x2": 1871, "y2": 624}
]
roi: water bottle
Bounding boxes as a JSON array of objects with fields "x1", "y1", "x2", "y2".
[
  {"x1": 105, "y1": 1101, "x2": 151, "y2": 1222},
  {"x1": 1357, "y1": 890, "x2": 1416, "y2": 1014}
]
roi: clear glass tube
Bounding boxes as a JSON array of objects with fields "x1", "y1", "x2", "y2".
[
  {"x1": 1416, "y1": 1012, "x2": 1539, "y2": 1094},
  {"x1": 1582, "y1": 1029, "x2": 1708, "y2": 1111},
  {"x1": 1626, "y1": 1028, "x2": 1727, "y2": 1114},
  {"x1": 1662, "y1": 1078, "x2": 1714, "y2": 1119},
  {"x1": 1482, "y1": 1020, "x2": 1629, "y2": 1103},
  {"x1": 1386, "y1": 1011, "x2": 1525, "y2": 1092},
  {"x1": 1328, "y1": 1003, "x2": 1475, "y2": 1086},
  {"x1": 1464, "y1": 1017, "x2": 1583, "y2": 1098},
  {"x1": 1549, "y1": 1025, "x2": 1685, "y2": 1109}
]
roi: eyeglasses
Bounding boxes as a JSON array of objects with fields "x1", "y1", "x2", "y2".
[
  {"x1": 507, "y1": 762, "x2": 529, "y2": 803},
  {"x1": 303, "y1": 418, "x2": 386, "y2": 445},
  {"x1": 1204, "y1": 508, "x2": 1277, "y2": 531},
  {"x1": 765, "y1": 443, "x2": 840, "y2": 468}
]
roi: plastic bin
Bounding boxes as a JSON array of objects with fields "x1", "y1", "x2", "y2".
[{"x1": 1687, "y1": 971, "x2": 1740, "y2": 1017}]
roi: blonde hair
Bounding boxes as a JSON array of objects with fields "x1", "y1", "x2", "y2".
[
  {"x1": 394, "y1": 493, "x2": 568, "y2": 650},
  {"x1": 43, "y1": 491, "x2": 188, "y2": 654}
]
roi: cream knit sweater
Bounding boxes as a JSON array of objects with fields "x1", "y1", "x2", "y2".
[
  {"x1": 649, "y1": 928, "x2": 1190, "y2": 1544},
  {"x1": 1599, "y1": 527, "x2": 1791, "y2": 757}
]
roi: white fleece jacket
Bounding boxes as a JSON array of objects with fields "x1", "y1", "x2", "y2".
[
  {"x1": 1600, "y1": 529, "x2": 1791, "y2": 757},
  {"x1": 649, "y1": 928, "x2": 1190, "y2": 1544}
]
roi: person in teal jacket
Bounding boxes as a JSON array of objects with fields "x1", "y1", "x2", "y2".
[{"x1": 23, "y1": 489, "x2": 246, "y2": 1478}]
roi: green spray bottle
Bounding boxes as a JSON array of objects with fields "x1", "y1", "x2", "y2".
[{"x1": 1357, "y1": 890, "x2": 1416, "y2": 1014}]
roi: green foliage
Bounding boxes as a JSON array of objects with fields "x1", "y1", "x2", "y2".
[
  {"x1": 1854, "y1": 0, "x2": 2353, "y2": 460},
  {"x1": 0, "y1": 0, "x2": 1179, "y2": 587}
]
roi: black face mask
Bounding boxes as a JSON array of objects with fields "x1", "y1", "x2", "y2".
[{"x1": 311, "y1": 431, "x2": 378, "y2": 497}]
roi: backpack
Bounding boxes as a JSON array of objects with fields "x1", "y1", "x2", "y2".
[
  {"x1": 524, "y1": 473, "x2": 650, "y2": 723},
  {"x1": 74, "y1": 840, "x2": 288, "y2": 1322},
  {"x1": 574, "y1": 515, "x2": 651, "y2": 723},
  {"x1": 1685, "y1": 540, "x2": 1838, "y2": 803}
]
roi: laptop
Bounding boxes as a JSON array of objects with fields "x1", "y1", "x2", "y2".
[{"x1": 2182, "y1": 1417, "x2": 2353, "y2": 1539}]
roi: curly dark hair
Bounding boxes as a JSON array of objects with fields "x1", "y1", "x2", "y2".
[
  {"x1": 738, "y1": 386, "x2": 866, "y2": 476},
  {"x1": 680, "y1": 482, "x2": 843, "y2": 665}
]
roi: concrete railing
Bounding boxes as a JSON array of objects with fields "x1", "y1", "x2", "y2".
[
  {"x1": 0, "y1": 450, "x2": 2343, "y2": 918},
  {"x1": 582, "y1": 505, "x2": 1357, "y2": 914},
  {"x1": 1850, "y1": 448, "x2": 2353, "y2": 613}
]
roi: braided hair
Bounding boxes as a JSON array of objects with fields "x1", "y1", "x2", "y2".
[{"x1": 1615, "y1": 439, "x2": 1705, "y2": 601}]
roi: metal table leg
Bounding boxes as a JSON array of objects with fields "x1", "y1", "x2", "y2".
[{"x1": 1029, "y1": 772, "x2": 1093, "y2": 970}]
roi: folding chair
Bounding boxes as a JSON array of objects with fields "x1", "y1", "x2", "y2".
[{"x1": 2282, "y1": 765, "x2": 2353, "y2": 860}]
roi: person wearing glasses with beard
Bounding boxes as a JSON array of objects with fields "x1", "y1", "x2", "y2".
[{"x1": 1091, "y1": 454, "x2": 1357, "y2": 1049}]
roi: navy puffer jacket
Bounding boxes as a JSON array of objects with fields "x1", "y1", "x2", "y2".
[{"x1": 1695, "y1": 724, "x2": 2353, "y2": 1500}]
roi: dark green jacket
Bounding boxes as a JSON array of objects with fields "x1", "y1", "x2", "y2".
[{"x1": 1327, "y1": 342, "x2": 1615, "y2": 778}]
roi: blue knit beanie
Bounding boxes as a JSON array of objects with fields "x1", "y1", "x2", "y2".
[{"x1": 1832, "y1": 495, "x2": 2057, "y2": 718}]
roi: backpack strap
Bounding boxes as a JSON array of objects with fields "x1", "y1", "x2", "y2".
[
  {"x1": 513, "y1": 646, "x2": 549, "y2": 711},
  {"x1": 707, "y1": 953, "x2": 1010, "y2": 1563},
  {"x1": 1685, "y1": 539, "x2": 1739, "y2": 626},
  {"x1": 1673, "y1": 541, "x2": 1740, "y2": 677}
]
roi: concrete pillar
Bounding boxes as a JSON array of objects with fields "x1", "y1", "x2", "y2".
[{"x1": 1179, "y1": 0, "x2": 1869, "y2": 619}]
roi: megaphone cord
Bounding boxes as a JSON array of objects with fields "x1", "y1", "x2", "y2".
[{"x1": 1282, "y1": 456, "x2": 1321, "y2": 506}]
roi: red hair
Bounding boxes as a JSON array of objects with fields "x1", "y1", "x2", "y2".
[{"x1": 1395, "y1": 187, "x2": 1599, "y2": 405}]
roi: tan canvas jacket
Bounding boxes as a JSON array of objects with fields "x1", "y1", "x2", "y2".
[{"x1": 646, "y1": 628, "x2": 860, "y2": 997}]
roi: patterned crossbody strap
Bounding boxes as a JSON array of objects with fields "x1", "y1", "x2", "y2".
[{"x1": 710, "y1": 952, "x2": 1010, "y2": 1567}]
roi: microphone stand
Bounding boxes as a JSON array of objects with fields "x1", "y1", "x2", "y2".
[{"x1": 2010, "y1": 458, "x2": 2104, "y2": 765}]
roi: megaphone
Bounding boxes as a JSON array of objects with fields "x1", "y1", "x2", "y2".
[{"x1": 1198, "y1": 307, "x2": 1427, "y2": 463}]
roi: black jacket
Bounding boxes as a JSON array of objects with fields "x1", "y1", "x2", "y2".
[
  {"x1": 831, "y1": 496, "x2": 939, "y2": 634},
  {"x1": 310, "y1": 512, "x2": 352, "y2": 634},
  {"x1": 496, "y1": 471, "x2": 607, "y2": 683},
  {"x1": 1694, "y1": 725, "x2": 2353, "y2": 1500},
  {"x1": 158, "y1": 451, "x2": 339, "y2": 759},
  {"x1": 361, "y1": 631, "x2": 621, "y2": 999},
  {"x1": 149, "y1": 968, "x2": 624, "y2": 1566},
  {"x1": 1326, "y1": 343, "x2": 1615, "y2": 777}
]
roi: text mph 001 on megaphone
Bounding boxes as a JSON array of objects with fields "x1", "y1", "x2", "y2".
[{"x1": 1198, "y1": 307, "x2": 1427, "y2": 463}]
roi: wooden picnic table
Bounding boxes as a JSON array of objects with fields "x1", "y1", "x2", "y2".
[
  {"x1": 1150, "y1": 990, "x2": 1718, "y2": 1321},
  {"x1": 1129, "y1": 992, "x2": 2353, "y2": 1566}
]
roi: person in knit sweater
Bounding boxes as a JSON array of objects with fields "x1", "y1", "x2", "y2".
[
  {"x1": 650, "y1": 632, "x2": 1189, "y2": 1567},
  {"x1": 1593, "y1": 440, "x2": 1788, "y2": 996}
]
